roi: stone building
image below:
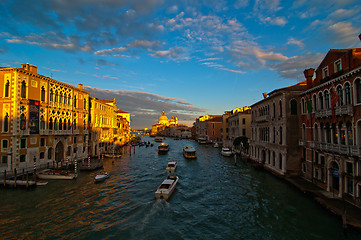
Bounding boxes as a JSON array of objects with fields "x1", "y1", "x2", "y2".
[
  {"x1": 226, "y1": 107, "x2": 251, "y2": 149},
  {"x1": 250, "y1": 81, "x2": 307, "y2": 176}
]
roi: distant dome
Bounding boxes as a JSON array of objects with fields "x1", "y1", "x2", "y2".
[
  {"x1": 158, "y1": 111, "x2": 169, "y2": 125},
  {"x1": 169, "y1": 116, "x2": 176, "y2": 124}
]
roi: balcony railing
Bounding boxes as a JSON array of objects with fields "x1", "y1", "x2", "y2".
[
  {"x1": 255, "y1": 115, "x2": 270, "y2": 123},
  {"x1": 310, "y1": 141, "x2": 360, "y2": 156},
  {"x1": 315, "y1": 104, "x2": 353, "y2": 118}
]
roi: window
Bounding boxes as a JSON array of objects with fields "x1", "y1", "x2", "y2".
[
  {"x1": 302, "y1": 124, "x2": 306, "y2": 140},
  {"x1": 49, "y1": 117, "x2": 53, "y2": 130},
  {"x1": 59, "y1": 119, "x2": 62, "y2": 130},
  {"x1": 337, "y1": 85, "x2": 343, "y2": 106},
  {"x1": 20, "y1": 113, "x2": 26, "y2": 130},
  {"x1": 20, "y1": 154, "x2": 26, "y2": 162},
  {"x1": 84, "y1": 99, "x2": 87, "y2": 109},
  {"x1": 312, "y1": 95, "x2": 317, "y2": 111},
  {"x1": 73, "y1": 147, "x2": 77, "y2": 153},
  {"x1": 21, "y1": 81, "x2": 26, "y2": 98},
  {"x1": 273, "y1": 103, "x2": 276, "y2": 118},
  {"x1": 59, "y1": 93, "x2": 62, "y2": 104},
  {"x1": 242, "y1": 128, "x2": 246, "y2": 136},
  {"x1": 48, "y1": 148, "x2": 53, "y2": 159},
  {"x1": 242, "y1": 118, "x2": 245, "y2": 124},
  {"x1": 68, "y1": 119, "x2": 71, "y2": 130},
  {"x1": 74, "y1": 136, "x2": 77, "y2": 143},
  {"x1": 40, "y1": 116, "x2": 45, "y2": 130},
  {"x1": 346, "y1": 162, "x2": 353, "y2": 175},
  {"x1": 67, "y1": 146, "x2": 71, "y2": 156},
  {"x1": 332, "y1": 124, "x2": 338, "y2": 144},
  {"x1": 356, "y1": 78, "x2": 361, "y2": 104},
  {"x1": 40, "y1": 138, "x2": 45, "y2": 147},
  {"x1": 346, "y1": 122, "x2": 353, "y2": 145},
  {"x1": 5, "y1": 80, "x2": 10, "y2": 97},
  {"x1": 339, "y1": 123, "x2": 346, "y2": 145},
  {"x1": 279, "y1": 101, "x2": 282, "y2": 117},
  {"x1": 301, "y1": 98, "x2": 305, "y2": 114},
  {"x1": 20, "y1": 138, "x2": 26, "y2": 148},
  {"x1": 345, "y1": 82, "x2": 351, "y2": 105},
  {"x1": 290, "y1": 99, "x2": 297, "y2": 115},
  {"x1": 279, "y1": 127, "x2": 283, "y2": 144},
  {"x1": 1, "y1": 155, "x2": 7, "y2": 165},
  {"x1": 324, "y1": 90, "x2": 330, "y2": 109},
  {"x1": 40, "y1": 152, "x2": 45, "y2": 159},
  {"x1": 50, "y1": 89, "x2": 53, "y2": 102},
  {"x1": 279, "y1": 154, "x2": 282, "y2": 170},
  {"x1": 318, "y1": 92, "x2": 324, "y2": 110},
  {"x1": 73, "y1": 120, "x2": 77, "y2": 130},
  {"x1": 41, "y1": 86, "x2": 45, "y2": 101},
  {"x1": 314, "y1": 123, "x2": 318, "y2": 141},
  {"x1": 3, "y1": 113, "x2": 9, "y2": 132},
  {"x1": 335, "y1": 59, "x2": 342, "y2": 72},
  {"x1": 322, "y1": 66, "x2": 329, "y2": 78},
  {"x1": 54, "y1": 91, "x2": 58, "y2": 102},
  {"x1": 2, "y1": 139, "x2": 8, "y2": 149},
  {"x1": 74, "y1": 96, "x2": 77, "y2": 108}
]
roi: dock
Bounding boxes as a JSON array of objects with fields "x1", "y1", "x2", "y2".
[{"x1": 0, "y1": 179, "x2": 36, "y2": 188}]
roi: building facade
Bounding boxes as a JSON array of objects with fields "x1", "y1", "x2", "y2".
[
  {"x1": 250, "y1": 81, "x2": 307, "y2": 176},
  {"x1": 299, "y1": 48, "x2": 361, "y2": 203},
  {"x1": 227, "y1": 107, "x2": 251, "y2": 148}
]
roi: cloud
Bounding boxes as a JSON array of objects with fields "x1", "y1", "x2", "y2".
[
  {"x1": 328, "y1": 21, "x2": 360, "y2": 45},
  {"x1": 262, "y1": 16, "x2": 287, "y2": 26},
  {"x1": 83, "y1": 86, "x2": 207, "y2": 128},
  {"x1": 151, "y1": 47, "x2": 187, "y2": 60},
  {"x1": 94, "y1": 47, "x2": 127, "y2": 56},
  {"x1": 287, "y1": 37, "x2": 304, "y2": 48}
]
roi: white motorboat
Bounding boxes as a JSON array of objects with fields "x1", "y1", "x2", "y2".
[
  {"x1": 94, "y1": 172, "x2": 110, "y2": 182},
  {"x1": 221, "y1": 147, "x2": 233, "y2": 157},
  {"x1": 183, "y1": 146, "x2": 197, "y2": 159},
  {"x1": 37, "y1": 169, "x2": 77, "y2": 180},
  {"x1": 104, "y1": 154, "x2": 122, "y2": 158},
  {"x1": 35, "y1": 180, "x2": 48, "y2": 186},
  {"x1": 155, "y1": 176, "x2": 179, "y2": 200},
  {"x1": 158, "y1": 142, "x2": 169, "y2": 153},
  {"x1": 154, "y1": 137, "x2": 163, "y2": 142},
  {"x1": 166, "y1": 161, "x2": 177, "y2": 173},
  {"x1": 213, "y1": 142, "x2": 219, "y2": 148}
]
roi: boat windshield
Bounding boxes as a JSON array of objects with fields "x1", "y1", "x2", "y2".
[{"x1": 159, "y1": 184, "x2": 171, "y2": 189}]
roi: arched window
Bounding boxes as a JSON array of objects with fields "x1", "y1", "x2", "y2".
[
  {"x1": 68, "y1": 119, "x2": 71, "y2": 130},
  {"x1": 59, "y1": 93, "x2": 62, "y2": 104},
  {"x1": 290, "y1": 99, "x2": 297, "y2": 115},
  {"x1": 332, "y1": 123, "x2": 338, "y2": 144},
  {"x1": 312, "y1": 94, "x2": 317, "y2": 111},
  {"x1": 41, "y1": 86, "x2": 45, "y2": 102},
  {"x1": 48, "y1": 147, "x2": 53, "y2": 159},
  {"x1": 301, "y1": 98, "x2": 305, "y2": 114},
  {"x1": 5, "y1": 81, "x2": 10, "y2": 97},
  {"x1": 49, "y1": 117, "x2": 53, "y2": 130},
  {"x1": 356, "y1": 78, "x2": 361, "y2": 104},
  {"x1": 273, "y1": 102, "x2": 276, "y2": 118},
  {"x1": 318, "y1": 92, "x2": 324, "y2": 110},
  {"x1": 279, "y1": 126, "x2": 283, "y2": 144},
  {"x1": 21, "y1": 81, "x2": 26, "y2": 98},
  {"x1": 279, "y1": 153, "x2": 283, "y2": 170},
  {"x1": 20, "y1": 113, "x2": 26, "y2": 130},
  {"x1": 339, "y1": 122, "x2": 346, "y2": 145},
  {"x1": 325, "y1": 123, "x2": 331, "y2": 143},
  {"x1": 73, "y1": 119, "x2": 77, "y2": 130},
  {"x1": 84, "y1": 99, "x2": 87, "y2": 110},
  {"x1": 59, "y1": 119, "x2": 62, "y2": 130},
  {"x1": 63, "y1": 94, "x2": 66, "y2": 104},
  {"x1": 314, "y1": 123, "x2": 318, "y2": 142},
  {"x1": 50, "y1": 89, "x2": 53, "y2": 102},
  {"x1": 83, "y1": 119, "x2": 86, "y2": 130},
  {"x1": 279, "y1": 101, "x2": 282, "y2": 117},
  {"x1": 324, "y1": 90, "x2": 330, "y2": 109},
  {"x1": 54, "y1": 91, "x2": 58, "y2": 103},
  {"x1": 40, "y1": 116, "x2": 45, "y2": 129},
  {"x1": 3, "y1": 113, "x2": 9, "y2": 132},
  {"x1": 337, "y1": 85, "x2": 343, "y2": 106},
  {"x1": 54, "y1": 118, "x2": 58, "y2": 130},
  {"x1": 345, "y1": 82, "x2": 351, "y2": 105},
  {"x1": 63, "y1": 120, "x2": 67, "y2": 130},
  {"x1": 74, "y1": 96, "x2": 77, "y2": 108},
  {"x1": 68, "y1": 94, "x2": 71, "y2": 105}
]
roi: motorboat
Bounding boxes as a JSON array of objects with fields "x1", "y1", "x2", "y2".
[
  {"x1": 155, "y1": 175, "x2": 179, "y2": 200},
  {"x1": 198, "y1": 138, "x2": 207, "y2": 144},
  {"x1": 104, "y1": 153, "x2": 122, "y2": 158},
  {"x1": 154, "y1": 137, "x2": 163, "y2": 142},
  {"x1": 166, "y1": 161, "x2": 177, "y2": 173},
  {"x1": 94, "y1": 172, "x2": 110, "y2": 182},
  {"x1": 35, "y1": 180, "x2": 48, "y2": 186},
  {"x1": 158, "y1": 142, "x2": 169, "y2": 153},
  {"x1": 221, "y1": 147, "x2": 233, "y2": 157},
  {"x1": 183, "y1": 146, "x2": 197, "y2": 159},
  {"x1": 37, "y1": 169, "x2": 77, "y2": 180},
  {"x1": 213, "y1": 142, "x2": 219, "y2": 148}
]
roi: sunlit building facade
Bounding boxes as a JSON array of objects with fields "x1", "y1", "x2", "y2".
[{"x1": 0, "y1": 64, "x2": 89, "y2": 173}]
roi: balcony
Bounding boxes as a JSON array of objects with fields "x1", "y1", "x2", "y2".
[
  {"x1": 299, "y1": 139, "x2": 306, "y2": 146},
  {"x1": 310, "y1": 141, "x2": 360, "y2": 156},
  {"x1": 315, "y1": 104, "x2": 353, "y2": 118},
  {"x1": 255, "y1": 115, "x2": 270, "y2": 123}
]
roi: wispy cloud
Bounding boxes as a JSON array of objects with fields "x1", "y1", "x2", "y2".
[{"x1": 287, "y1": 37, "x2": 304, "y2": 48}]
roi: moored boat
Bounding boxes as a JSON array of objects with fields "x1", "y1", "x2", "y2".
[
  {"x1": 166, "y1": 161, "x2": 177, "y2": 173},
  {"x1": 94, "y1": 172, "x2": 110, "y2": 182},
  {"x1": 198, "y1": 138, "x2": 207, "y2": 144},
  {"x1": 221, "y1": 147, "x2": 233, "y2": 157},
  {"x1": 158, "y1": 142, "x2": 169, "y2": 153},
  {"x1": 183, "y1": 146, "x2": 197, "y2": 159},
  {"x1": 155, "y1": 175, "x2": 179, "y2": 200},
  {"x1": 35, "y1": 180, "x2": 48, "y2": 186},
  {"x1": 104, "y1": 154, "x2": 122, "y2": 158},
  {"x1": 37, "y1": 169, "x2": 77, "y2": 180},
  {"x1": 154, "y1": 137, "x2": 163, "y2": 142}
]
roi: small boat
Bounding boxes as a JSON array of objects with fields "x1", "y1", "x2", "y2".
[
  {"x1": 158, "y1": 142, "x2": 169, "y2": 153},
  {"x1": 213, "y1": 142, "x2": 219, "y2": 148},
  {"x1": 94, "y1": 172, "x2": 110, "y2": 182},
  {"x1": 155, "y1": 176, "x2": 179, "y2": 200},
  {"x1": 166, "y1": 161, "x2": 177, "y2": 173},
  {"x1": 221, "y1": 147, "x2": 233, "y2": 157},
  {"x1": 104, "y1": 154, "x2": 122, "y2": 158},
  {"x1": 35, "y1": 180, "x2": 48, "y2": 186},
  {"x1": 183, "y1": 146, "x2": 197, "y2": 159},
  {"x1": 154, "y1": 137, "x2": 163, "y2": 142},
  {"x1": 198, "y1": 138, "x2": 207, "y2": 144},
  {"x1": 37, "y1": 169, "x2": 77, "y2": 180}
]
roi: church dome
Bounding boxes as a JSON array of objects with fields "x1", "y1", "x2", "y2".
[
  {"x1": 158, "y1": 111, "x2": 169, "y2": 125},
  {"x1": 169, "y1": 116, "x2": 176, "y2": 125}
]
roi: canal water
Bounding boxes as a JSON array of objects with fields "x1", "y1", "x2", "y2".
[{"x1": 1, "y1": 135, "x2": 360, "y2": 240}]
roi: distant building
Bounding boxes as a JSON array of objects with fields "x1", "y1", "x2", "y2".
[
  {"x1": 227, "y1": 107, "x2": 251, "y2": 152},
  {"x1": 193, "y1": 115, "x2": 222, "y2": 142},
  {"x1": 151, "y1": 111, "x2": 181, "y2": 136}
]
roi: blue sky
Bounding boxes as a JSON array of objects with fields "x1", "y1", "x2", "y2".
[{"x1": 1, "y1": 0, "x2": 360, "y2": 129}]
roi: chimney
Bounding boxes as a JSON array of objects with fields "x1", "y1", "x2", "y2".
[
  {"x1": 303, "y1": 68, "x2": 315, "y2": 89},
  {"x1": 78, "y1": 83, "x2": 83, "y2": 90},
  {"x1": 29, "y1": 65, "x2": 37, "y2": 74},
  {"x1": 262, "y1": 92, "x2": 268, "y2": 99}
]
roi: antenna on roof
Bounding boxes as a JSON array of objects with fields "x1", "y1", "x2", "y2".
[{"x1": 51, "y1": 73, "x2": 53, "y2": 78}]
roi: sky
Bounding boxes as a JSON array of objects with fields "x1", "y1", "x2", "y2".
[{"x1": 0, "y1": 0, "x2": 360, "y2": 129}]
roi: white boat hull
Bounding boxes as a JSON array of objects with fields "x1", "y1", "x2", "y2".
[
  {"x1": 37, "y1": 169, "x2": 77, "y2": 180},
  {"x1": 155, "y1": 176, "x2": 178, "y2": 200}
]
